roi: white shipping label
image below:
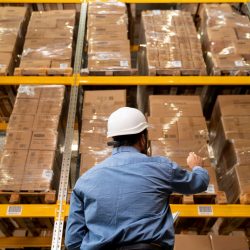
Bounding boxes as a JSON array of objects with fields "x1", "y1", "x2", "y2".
[
  {"x1": 234, "y1": 60, "x2": 245, "y2": 67},
  {"x1": 42, "y1": 169, "x2": 54, "y2": 180},
  {"x1": 7, "y1": 205, "x2": 22, "y2": 215},
  {"x1": 171, "y1": 61, "x2": 182, "y2": 68},
  {"x1": 60, "y1": 63, "x2": 68, "y2": 69},
  {"x1": 205, "y1": 184, "x2": 215, "y2": 194},
  {"x1": 152, "y1": 10, "x2": 161, "y2": 15},
  {"x1": 198, "y1": 205, "x2": 213, "y2": 216},
  {"x1": 120, "y1": 61, "x2": 129, "y2": 67}
]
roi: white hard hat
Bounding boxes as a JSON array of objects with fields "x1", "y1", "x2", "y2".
[{"x1": 107, "y1": 107, "x2": 148, "y2": 138}]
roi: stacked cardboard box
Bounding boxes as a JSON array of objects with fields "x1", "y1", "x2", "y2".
[
  {"x1": 15, "y1": 10, "x2": 75, "y2": 75},
  {"x1": 79, "y1": 90, "x2": 126, "y2": 175},
  {"x1": 140, "y1": 10, "x2": 206, "y2": 75},
  {"x1": 210, "y1": 95, "x2": 250, "y2": 203},
  {"x1": 0, "y1": 6, "x2": 28, "y2": 75},
  {"x1": 174, "y1": 234, "x2": 249, "y2": 250},
  {"x1": 0, "y1": 85, "x2": 65, "y2": 191},
  {"x1": 200, "y1": 4, "x2": 250, "y2": 74},
  {"x1": 86, "y1": 2, "x2": 132, "y2": 73},
  {"x1": 149, "y1": 95, "x2": 219, "y2": 195}
]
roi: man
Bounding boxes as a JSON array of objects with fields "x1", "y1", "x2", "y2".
[{"x1": 65, "y1": 107, "x2": 209, "y2": 250}]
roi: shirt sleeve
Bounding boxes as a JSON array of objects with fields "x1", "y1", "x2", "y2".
[
  {"x1": 65, "y1": 188, "x2": 88, "y2": 250},
  {"x1": 170, "y1": 161, "x2": 210, "y2": 195}
]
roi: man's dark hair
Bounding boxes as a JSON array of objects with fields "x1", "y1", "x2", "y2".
[{"x1": 107, "y1": 129, "x2": 148, "y2": 148}]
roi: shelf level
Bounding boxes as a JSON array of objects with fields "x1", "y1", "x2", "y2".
[
  {"x1": 0, "y1": 237, "x2": 52, "y2": 248},
  {"x1": 0, "y1": 0, "x2": 247, "y2": 2},
  {"x1": 0, "y1": 204, "x2": 249, "y2": 218}
]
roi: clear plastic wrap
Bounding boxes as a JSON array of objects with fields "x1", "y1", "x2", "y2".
[
  {"x1": 0, "y1": 6, "x2": 28, "y2": 75},
  {"x1": 17, "y1": 10, "x2": 75, "y2": 72},
  {"x1": 86, "y1": 1, "x2": 131, "y2": 72},
  {"x1": 141, "y1": 10, "x2": 206, "y2": 75},
  {"x1": 200, "y1": 4, "x2": 250, "y2": 74}
]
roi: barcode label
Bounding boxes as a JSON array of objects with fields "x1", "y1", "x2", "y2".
[
  {"x1": 205, "y1": 184, "x2": 215, "y2": 194},
  {"x1": 171, "y1": 61, "x2": 182, "y2": 68},
  {"x1": 234, "y1": 60, "x2": 245, "y2": 67},
  {"x1": 7, "y1": 205, "x2": 22, "y2": 215},
  {"x1": 120, "y1": 61, "x2": 129, "y2": 67},
  {"x1": 60, "y1": 63, "x2": 68, "y2": 69},
  {"x1": 198, "y1": 205, "x2": 213, "y2": 216},
  {"x1": 42, "y1": 169, "x2": 53, "y2": 180}
]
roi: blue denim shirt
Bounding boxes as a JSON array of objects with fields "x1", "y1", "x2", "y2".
[{"x1": 65, "y1": 146, "x2": 209, "y2": 250}]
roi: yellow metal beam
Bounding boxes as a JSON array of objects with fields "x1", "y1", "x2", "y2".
[
  {"x1": 0, "y1": 122, "x2": 7, "y2": 131},
  {"x1": 0, "y1": 0, "x2": 247, "y2": 2},
  {"x1": 0, "y1": 204, "x2": 249, "y2": 218},
  {"x1": 79, "y1": 76, "x2": 250, "y2": 86},
  {"x1": 0, "y1": 237, "x2": 52, "y2": 248},
  {"x1": 0, "y1": 204, "x2": 57, "y2": 218},
  {"x1": 0, "y1": 76, "x2": 74, "y2": 85}
]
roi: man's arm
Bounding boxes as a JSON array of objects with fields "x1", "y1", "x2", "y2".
[
  {"x1": 65, "y1": 188, "x2": 87, "y2": 250},
  {"x1": 170, "y1": 152, "x2": 210, "y2": 195}
]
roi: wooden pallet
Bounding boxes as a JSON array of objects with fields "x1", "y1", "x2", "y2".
[
  {"x1": 212, "y1": 67, "x2": 250, "y2": 76},
  {"x1": 170, "y1": 191, "x2": 227, "y2": 205},
  {"x1": 0, "y1": 190, "x2": 56, "y2": 204},
  {"x1": 147, "y1": 68, "x2": 207, "y2": 76},
  {"x1": 81, "y1": 68, "x2": 138, "y2": 76},
  {"x1": 14, "y1": 67, "x2": 73, "y2": 76}
]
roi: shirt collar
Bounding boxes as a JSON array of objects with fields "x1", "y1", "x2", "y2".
[{"x1": 112, "y1": 146, "x2": 140, "y2": 155}]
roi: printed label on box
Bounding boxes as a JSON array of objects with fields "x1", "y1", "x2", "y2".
[
  {"x1": 205, "y1": 184, "x2": 215, "y2": 194},
  {"x1": 152, "y1": 10, "x2": 161, "y2": 15},
  {"x1": 42, "y1": 169, "x2": 54, "y2": 180},
  {"x1": 234, "y1": 60, "x2": 245, "y2": 67},
  {"x1": 60, "y1": 63, "x2": 68, "y2": 69},
  {"x1": 120, "y1": 61, "x2": 129, "y2": 67},
  {"x1": 171, "y1": 61, "x2": 182, "y2": 68}
]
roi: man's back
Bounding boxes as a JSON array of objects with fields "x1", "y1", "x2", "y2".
[{"x1": 65, "y1": 146, "x2": 209, "y2": 250}]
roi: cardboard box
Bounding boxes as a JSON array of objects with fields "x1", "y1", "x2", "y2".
[
  {"x1": 83, "y1": 90, "x2": 126, "y2": 119},
  {"x1": 210, "y1": 235, "x2": 249, "y2": 250},
  {"x1": 40, "y1": 86, "x2": 65, "y2": 100},
  {"x1": 33, "y1": 115, "x2": 60, "y2": 131},
  {"x1": 26, "y1": 150, "x2": 56, "y2": 170},
  {"x1": 12, "y1": 99, "x2": 39, "y2": 115},
  {"x1": 174, "y1": 235, "x2": 212, "y2": 250},
  {"x1": 17, "y1": 86, "x2": 42, "y2": 99},
  {"x1": 149, "y1": 95, "x2": 203, "y2": 117},
  {"x1": 8, "y1": 114, "x2": 35, "y2": 131},
  {"x1": 30, "y1": 131, "x2": 58, "y2": 151},
  {"x1": 211, "y1": 95, "x2": 250, "y2": 128},
  {"x1": 0, "y1": 149, "x2": 28, "y2": 170},
  {"x1": 235, "y1": 27, "x2": 250, "y2": 40},
  {"x1": 37, "y1": 99, "x2": 63, "y2": 115},
  {"x1": 5, "y1": 131, "x2": 32, "y2": 150},
  {"x1": 82, "y1": 118, "x2": 107, "y2": 134}
]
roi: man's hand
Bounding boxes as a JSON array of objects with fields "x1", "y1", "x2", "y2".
[{"x1": 187, "y1": 152, "x2": 203, "y2": 169}]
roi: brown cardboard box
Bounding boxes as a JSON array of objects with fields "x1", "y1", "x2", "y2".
[
  {"x1": 40, "y1": 85, "x2": 65, "y2": 100},
  {"x1": 12, "y1": 99, "x2": 39, "y2": 115},
  {"x1": 26, "y1": 150, "x2": 56, "y2": 170},
  {"x1": 37, "y1": 99, "x2": 63, "y2": 115},
  {"x1": 5, "y1": 131, "x2": 32, "y2": 150},
  {"x1": 83, "y1": 90, "x2": 126, "y2": 119},
  {"x1": 8, "y1": 114, "x2": 35, "y2": 131},
  {"x1": 211, "y1": 95, "x2": 250, "y2": 128},
  {"x1": 0, "y1": 149, "x2": 28, "y2": 170},
  {"x1": 150, "y1": 140, "x2": 211, "y2": 167},
  {"x1": 82, "y1": 119, "x2": 107, "y2": 135},
  {"x1": 210, "y1": 235, "x2": 249, "y2": 250},
  {"x1": 17, "y1": 86, "x2": 42, "y2": 99},
  {"x1": 206, "y1": 27, "x2": 237, "y2": 42},
  {"x1": 33, "y1": 115, "x2": 60, "y2": 131},
  {"x1": 174, "y1": 235, "x2": 212, "y2": 250},
  {"x1": 149, "y1": 95, "x2": 203, "y2": 117},
  {"x1": 30, "y1": 131, "x2": 58, "y2": 151},
  {"x1": 235, "y1": 27, "x2": 250, "y2": 40}
]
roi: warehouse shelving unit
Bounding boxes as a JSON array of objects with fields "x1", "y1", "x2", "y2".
[{"x1": 0, "y1": 0, "x2": 250, "y2": 249}]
